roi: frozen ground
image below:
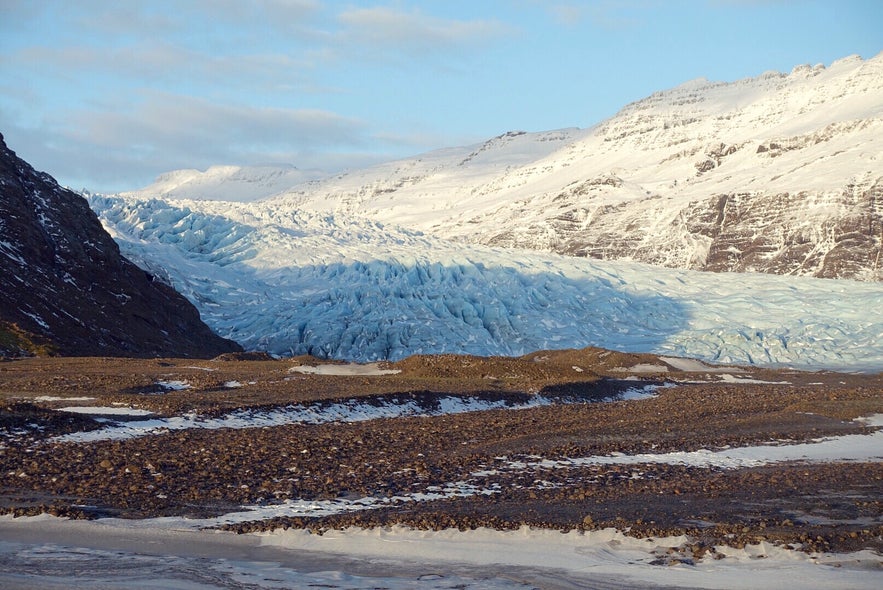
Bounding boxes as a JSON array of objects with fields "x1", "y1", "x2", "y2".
[
  {"x1": 42, "y1": 414, "x2": 883, "y2": 529},
  {"x1": 3, "y1": 416, "x2": 881, "y2": 589},
  {"x1": 0, "y1": 364, "x2": 883, "y2": 590},
  {"x1": 51, "y1": 383, "x2": 662, "y2": 443},
  {"x1": 1, "y1": 512, "x2": 880, "y2": 590},
  {"x1": 88, "y1": 195, "x2": 883, "y2": 372}
]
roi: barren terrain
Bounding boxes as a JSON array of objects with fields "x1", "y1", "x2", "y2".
[{"x1": 1, "y1": 349, "x2": 881, "y2": 561}]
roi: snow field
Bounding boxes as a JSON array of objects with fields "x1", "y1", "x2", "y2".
[{"x1": 121, "y1": 54, "x2": 883, "y2": 291}]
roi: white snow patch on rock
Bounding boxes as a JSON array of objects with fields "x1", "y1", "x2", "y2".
[
  {"x1": 659, "y1": 356, "x2": 742, "y2": 372},
  {"x1": 718, "y1": 374, "x2": 791, "y2": 384},
  {"x1": 156, "y1": 380, "x2": 190, "y2": 390},
  {"x1": 611, "y1": 363, "x2": 668, "y2": 373}
]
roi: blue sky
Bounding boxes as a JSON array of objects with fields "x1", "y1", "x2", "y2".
[{"x1": 1, "y1": 1, "x2": 880, "y2": 193}]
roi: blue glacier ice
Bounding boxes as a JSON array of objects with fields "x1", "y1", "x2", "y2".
[{"x1": 88, "y1": 195, "x2": 883, "y2": 371}]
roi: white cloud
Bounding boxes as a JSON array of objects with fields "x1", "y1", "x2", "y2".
[
  {"x1": 511, "y1": 0, "x2": 654, "y2": 30},
  {"x1": 549, "y1": 4, "x2": 585, "y2": 26},
  {"x1": 23, "y1": 0, "x2": 322, "y2": 38},
  {"x1": 193, "y1": 0, "x2": 320, "y2": 26},
  {"x1": 3, "y1": 3, "x2": 514, "y2": 100},
  {"x1": 0, "y1": 2, "x2": 517, "y2": 191},
  {"x1": 71, "y1": 4, "x2": 179, "y2": 36},
  {"x1": 13, "y1": 42, "x2": 319, "y2": 96},
  {"x1": 135, "y1": 93, "x2": 365, "y2": 147},
  {"x1": 2, "y1": 92, "x2": 387, "y2": 192},
  {"x1": 337, "y1": 6, "x2": 513, "y2": 55}
]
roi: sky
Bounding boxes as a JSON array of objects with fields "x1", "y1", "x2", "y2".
[{"x1": 0, "y1": 1, "x2": 881, "y2": 194}]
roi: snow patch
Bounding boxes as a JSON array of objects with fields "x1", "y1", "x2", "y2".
[
  {"x1": 155, "y1": 380, "x2": 190, "y2": 390},
  {"x1": 57, "y1": 406, "x2": 155, "y2": 417},
  {"x1": 612, "y1": 363, "x2": 668, "y2": 373},
  {"x1": 52, "y1": 386, "x2": 661, "y2": 443},
  {"x1": 659, "y1": 356, "x2": 742, "y2": 372},
  {"x1": 289, "y1": 363, "x2": 401, "y2": 376},
  {"x1": 493, "y1": 414, "x2": 883, "y2": 473},
  {"x1": 718, "y1": 374, "x2": 791, "y2": 385}
]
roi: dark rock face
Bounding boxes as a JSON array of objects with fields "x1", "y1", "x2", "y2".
[
  {"x1": 486, "y1": 183, "x2": 882, "y2": 282},
  {"x1": 698, "y1": 186, "x2": 882, "y2": 278},
  {"x1": 0, "y1": 133, "x2": 242, "y2": 357}
]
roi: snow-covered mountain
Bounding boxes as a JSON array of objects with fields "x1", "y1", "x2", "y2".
[
  {"x1": 122, "y1": 164, "x2": 326, "y2": 203},
  {"x1": 82, "y1": 53, "x2": 883, "y2": 369},
  {"x1": 131, "y1": 53, "x2": 883, "y2": 281},
  {"x1": 88, "y1": 193, "x2": 883, "y2": 371}
]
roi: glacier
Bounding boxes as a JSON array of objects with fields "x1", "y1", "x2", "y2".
[{"x1": 88, "y1": 194, "x2": 883, "y2": 371}]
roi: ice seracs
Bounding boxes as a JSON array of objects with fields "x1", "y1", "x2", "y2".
[{"x1": 87, "y1": 193, "x2": 883, "y2": 371}]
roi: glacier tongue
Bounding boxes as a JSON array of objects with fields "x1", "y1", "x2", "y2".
[{"x1": 88, "y1": 195, "x2": 883, "y2": 371}]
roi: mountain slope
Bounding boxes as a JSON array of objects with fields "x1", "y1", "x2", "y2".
[
  {"x1": 273, "y1": 54, "x2": 883, "y2": 280},
  {"x1": 88, "y1": 193, "x2": 883, "y2": 371},
  {"x1": 132, "y1": 54, "x2": 882, "y2": 280},
  {"x1": 0, "y1": 133, "x2": 242, "y2": 358},
  {"x1": 121, "y1": 164, "x2": 326, "y2": 203}
]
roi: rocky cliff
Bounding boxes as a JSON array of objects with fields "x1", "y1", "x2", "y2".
[{"x1": 0, "y1": 133, "x2": 242, "y2": 357}]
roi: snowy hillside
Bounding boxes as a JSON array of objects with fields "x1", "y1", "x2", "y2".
[
  {"x1": 123, "y1": 164, "x2": 326, "y2": 202},
  {"x1": 129, "y1": 54, "x2": 883, "y2": 280},
  {"x1": 88, "y1": 194, "x2": 883, "y2": 371}
]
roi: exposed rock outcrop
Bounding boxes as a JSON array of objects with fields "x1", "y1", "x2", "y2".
[
  {"x1": 0, "y1": 133, "x2": 242, "y2": 357},
  {"x1": 489, "y1": 182, "x2": 882, "y2": 281}
]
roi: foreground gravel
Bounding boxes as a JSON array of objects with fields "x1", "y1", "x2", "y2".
[{"x1": 1, "y1": 349, "x2": 881, "y2": 555}]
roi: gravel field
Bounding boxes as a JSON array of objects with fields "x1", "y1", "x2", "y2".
[{"x1": 1, "y1": 349, "x2": 881, "y2": 558}]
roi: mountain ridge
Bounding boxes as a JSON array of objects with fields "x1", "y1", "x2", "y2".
[
  {"x1": 125, "y1": 53, "x2": 883, "y2": 281},
  {"x1": 0, "y1": 133, "x2": 242, "y2": 358}
]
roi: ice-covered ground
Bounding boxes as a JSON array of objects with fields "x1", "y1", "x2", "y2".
[
  {"x1": 45, "y1": 414, "x2": 883, "y2": 528},
  {"x1": 8, "y1": 411, "x2": 879, "y2": 589},
  {"x1": 4, "y1": 417, "x2": 881, "y2": 589},
  {"x1": 2, "y1": 521, "x2": 880, "y2": 590},
  {"x1": 51, "y1": 384, "x2": 662, "y2": 443},
  {"x1": 88, "y1": 194, "x2": 883, "y2": 372}
]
